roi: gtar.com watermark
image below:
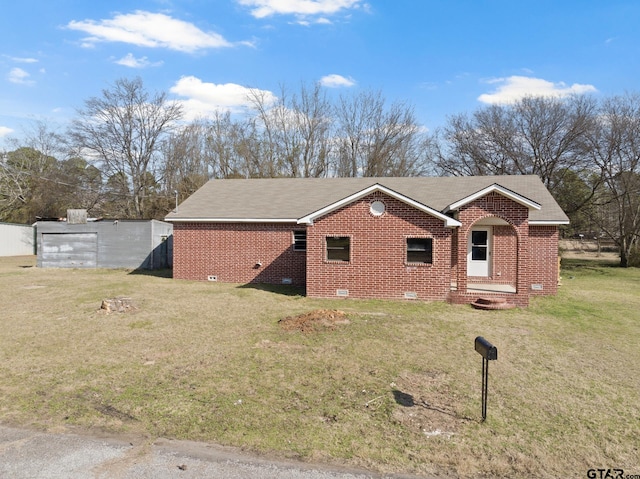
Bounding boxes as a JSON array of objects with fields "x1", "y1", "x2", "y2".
[{"x1": 587, "y1": 469, "x2": 640, "y2": 479}]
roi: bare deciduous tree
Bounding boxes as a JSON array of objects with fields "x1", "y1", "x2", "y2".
[
  {"x1": 432, "y1": 95, "x2": 597, "y2": 193},
  {"x1": 247, "y1": 83, "x2": 332, "y2": 178},
  {"x1": 586, "y1": 93, "x2": 640, "y2": 267},
  {"x1": 204, "y1": 111, "x2": 256, "y2": 179},
  {"x1": 287, "y1": 82, "x2": 332, "y2": 177},
  {"x1": 333, "y1": 90, "x2": 429, "y2": 177},
  {"x1": 162, "y1": 119, "x2": 213, "y2": 199},
  {"x1": 164, "y1": 85, "x2": 427, "y2": 182},
  {"x1": 69, "y1": 77, "x2": 183, "y2": 218}
]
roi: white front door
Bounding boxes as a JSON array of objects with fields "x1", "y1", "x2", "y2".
[{"x1": 467, "y1": 227, "x2": 491, "y2": 277}]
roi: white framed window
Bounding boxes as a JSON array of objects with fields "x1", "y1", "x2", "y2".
[
  {"x1": 293, "y1": 230, "x2": 307, "y2": 251},
  {"x1": 326, "y1": 236, "x2": 350, "y2": 262},
  {"x1": 406, "y1": 237, "x2": 433, "y2": 264}
]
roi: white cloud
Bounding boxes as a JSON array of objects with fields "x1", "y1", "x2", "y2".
[
  {"x1": 5, "y1": 55, "x2": 38, "y2": 63},
  {"x1": 170, "y1": 76, "x2": 276, "y2": 120},
  {"x1": 67, "y1": 11, "x2": 234, "y2": 53},
  {"x1": 320, "y1": 73, "x2": 356, "y2": 88},
  {"x1": 478, "y1": 76, "x2": 597, "y2": 104},
  {"x1": 419, "y1": 82, "x2": 438, "y2": 91},
  {"x1": 115, "y1": 53, "x2": 163, "y2": 68},
  {"x1": 7, "y1": 67, "x2": 34, "y2": 85},
  {"x1": 0, "y1": 126, "x2": 14, "y2": 137},
  {"x1": 237, "y1": 0, "x2": 366, "y2": 20}
]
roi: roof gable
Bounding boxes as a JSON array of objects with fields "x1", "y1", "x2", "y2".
[
  {"x1": 445, "y1": 183, "x2": 541, "y2": 212},
  {"x1": 297, "y1": 184, "x2": 462, "y2": 228}
]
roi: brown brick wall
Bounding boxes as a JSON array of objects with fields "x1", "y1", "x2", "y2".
[
  {"x1": 305, "y1": 193, "x2": 453, "y2": 300},
  {"x1": 172, "y1": 223, "x2": 306, "y2": 286},
  {"x1": 529, "y1": 226, "x2": 560, "y2": 295},
  {"x1": 492, "y1": 225, "x2": 518, "y2": 285}
]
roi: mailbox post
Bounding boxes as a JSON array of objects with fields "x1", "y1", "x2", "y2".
[{"x1": 474, "y1": 336, "x2": 497, "y2": 421}]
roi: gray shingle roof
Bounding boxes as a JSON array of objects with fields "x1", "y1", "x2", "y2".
[{"x1": 164, "y1": 175, "x2": 569, "y2": 224}]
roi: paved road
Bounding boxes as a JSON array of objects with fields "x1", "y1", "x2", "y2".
[{"x1": 0, "y1": 425, "x2": 430, "y2": 479}]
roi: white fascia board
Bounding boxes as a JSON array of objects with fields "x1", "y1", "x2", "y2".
[
  {"x1": 297, "y1": 183, "x2": 462, "y2": 228},
  {"x1": 446, "y1": 184, "x2": 541, "y2": 212},
  {"x1": 165, "y1": 217, "x2": 298, "y2": 223},
  {"x1": 529, "y1": 220, "x2": 570, "y2": 226}
]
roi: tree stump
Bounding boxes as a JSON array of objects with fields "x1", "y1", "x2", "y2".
[{"x1": 100, "y1": 297, "x2": 136, "y2": 313}]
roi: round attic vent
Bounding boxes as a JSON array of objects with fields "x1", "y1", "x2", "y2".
[{"x1": 370, "y1": 200, "x2": 386, "y2": 216}]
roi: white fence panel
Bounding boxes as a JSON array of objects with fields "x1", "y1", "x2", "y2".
[{"x1": 0, "y1": 223, "x2": 35, "y2": 256}]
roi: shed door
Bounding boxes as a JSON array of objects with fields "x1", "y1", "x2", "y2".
[
  {"x1": 42, "y1": 233, "x2": 98, "y2": 268},
  {"x1": 467, "y1": 228, "x2": 491, "y2": 277}
]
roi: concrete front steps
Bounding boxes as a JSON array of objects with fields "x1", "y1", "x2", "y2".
[{"x1": 471, "y1": 296, "x2": 516, "y2": 310}]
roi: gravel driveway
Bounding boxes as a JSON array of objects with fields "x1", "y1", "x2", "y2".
[{"x1": 0, "y1": 425, "x2": 431, "y2": 479}]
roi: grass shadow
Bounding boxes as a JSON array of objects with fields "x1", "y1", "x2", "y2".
[
  {"x1": 128, "y1": 268, "x2": 173, "y2": 279},
  {"x1": 392, "y1": 389, "x2": 415, "y2": 407},
  {"x1": 236, "y1": 283, "x2": 305, "y2": 297},
  {"x1": 393, "y1": 389, "x2": 474, "y2": 422}
]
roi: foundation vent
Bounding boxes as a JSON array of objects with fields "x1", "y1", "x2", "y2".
[
  {"x1": 207, "y1": 275, "x2": 218, "y2": 282},
  {"x1": 336, "y1": 289, "x2": 349, "y2": 297}
]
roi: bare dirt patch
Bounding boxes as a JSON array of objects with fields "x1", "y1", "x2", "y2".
[
  {"x1": 278, "y1": 309, "x2": 350, "y2": 333},
  {"x1": 390, "y1": 371, "x2": 471, "y2": 439}
]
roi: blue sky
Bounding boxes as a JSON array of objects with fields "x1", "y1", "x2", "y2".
[{"x1": 1, "y1": 0, "x2": 639, "y2": 145}]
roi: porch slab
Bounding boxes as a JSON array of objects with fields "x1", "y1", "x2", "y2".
[
  {"x1": 450, "y1": 282, "x2": 517, "y2": 294},
  {"x1": 467, "y1": 283, "x2": 517, "y2": 294}
]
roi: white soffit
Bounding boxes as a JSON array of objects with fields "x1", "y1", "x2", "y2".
[
  {"x1": 446, "y1": 184, "x2": 541, "y2": 212},
  {"x1": 165, "y1": 217, "x2": 298, "y2": 223},
  {"x1": 297, "y1": 184, "x2": 462, "y2": 228},
  {"x1": 529, "y1": 220, "x2": 570, "y2": 225}
]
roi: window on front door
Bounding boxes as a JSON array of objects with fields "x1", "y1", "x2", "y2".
[{"x1": 471, "y1": 230, "x2": 488, "y2": 261}]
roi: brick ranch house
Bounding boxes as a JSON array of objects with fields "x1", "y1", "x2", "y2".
[{"x1": 165, "y1": 175, "x2": 569, "y2": 307}]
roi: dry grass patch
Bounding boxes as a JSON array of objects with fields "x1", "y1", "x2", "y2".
[
  {"x1": 390, "y1": 371, "x2": 470, "y2": 440},
  {"x1": 278, "y1": 309, "x2": 350, "y2": 333},
  {"x1": 0, "y1": 256, "x2": 639, "y2": 478}
]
